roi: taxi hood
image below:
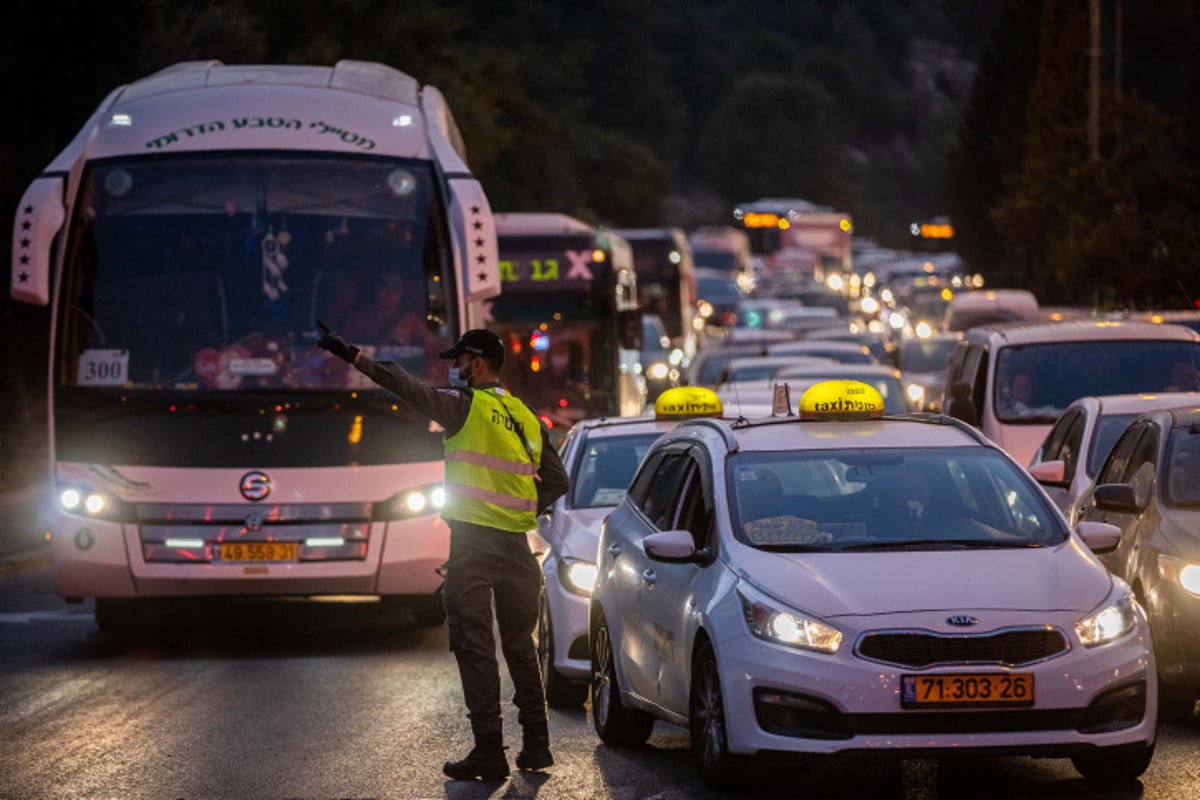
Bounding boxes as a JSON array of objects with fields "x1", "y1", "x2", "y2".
[{"x1": 732, "y1": 540, "x2": 1114, "y2": 618}]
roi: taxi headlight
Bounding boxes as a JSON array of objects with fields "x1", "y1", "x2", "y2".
[
  {"x1": 58, "y1": 484, "x2": 133, "y2": 522},
  {"x1": 1158, "y1": 555, "x2": 1200, "y2": 597},
  {"x1": 738, "y1": 588, "x2": 842, "y2": 654},
  {"x1": 375, "y1": 484, "x2": 446, "y2": 520},
  {"x1": 1076, "y1": 591, "x2": 1138, "y2": 648},
  {"x1": 559, "y1": 557, "x2": 598, "y2": 596}
]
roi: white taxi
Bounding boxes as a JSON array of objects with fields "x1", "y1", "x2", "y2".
[
  {"x1": 532, "y1": 388, "x2": 726, "y2": 706},
  {"x1": 590, "y1": 381, "x2": 1157, "y2": 787}
]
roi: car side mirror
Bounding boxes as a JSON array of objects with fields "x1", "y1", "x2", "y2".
[
  {"x1": 1075, "y1": 520, "x2": 1122, "y2": 553},
  {"x1": 1092, "y1": 483, "x2": 1142, "y2": 513},
  {"x1": 1028, "y1": 460, "x2": 1067, "y2": 487},
  {"x1": 644, "y1": 529, "x2": 697, "y2": 562}
]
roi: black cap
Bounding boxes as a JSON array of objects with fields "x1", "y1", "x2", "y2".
[{"x1": 439, "y1": 329, "x2": 505, "y2": 362}]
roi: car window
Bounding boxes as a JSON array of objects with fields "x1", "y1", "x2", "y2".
[
  {"x1": 1096, "y1": 424, "x2": 1145, "y2": 486},
  {"x1": 638, "y1": 449, "x2": 693, "y2": 529},
  {"x1": 1087, "y1": 413, "x2": 1139, "y2": 478},
  {"x1": 1059, "y1": 411, "x2": 1087, "y2": 483},
  {"x1": 675, "y1": 462, "x2": 714, "y2": 550},
  {"x1": 571, "y1": 432, "x2": 663, "y2": 508},
  {"x1": 1125, "y1": 427, "x2": 1159, "y2": 507},
  {"x1": 726, "y1": 448, "x2": 1063, "y2": 551},
  {"x1": 1037, "y1": 408, "x2": 1078, "y2": 464},
  {"x1": 1167, "y1": 432, "x2": 1200, "y2": 506}
]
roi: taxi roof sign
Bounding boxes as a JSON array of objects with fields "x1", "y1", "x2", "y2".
[
  {"x1": 655, "y1": 386, "x2": 724, "y2": 420},
  {"x1": 799, "y1": 380, "x2": 885, "y2": 421}
]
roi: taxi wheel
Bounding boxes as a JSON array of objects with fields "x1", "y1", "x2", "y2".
[
  {"x1": 539, "y1": 592, "x2": 587, "y2": 707},
  {"x1": 1069, "y1": 742, "x2": 1155, "y2": 785},
  {"x1": 591, "y1": 618, "x2": 654, "y2": 745},
  {"x1": 690, "y1": 640, "x2": 744, "y2": 787}
]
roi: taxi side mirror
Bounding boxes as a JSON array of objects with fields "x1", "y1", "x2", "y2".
[
  {"x1": 644, "y1": 529, "x2": 697, "y2": 563},
  {"x1": 1028, "y1": 460, "x2": 1067, "y2": 487},
  {"x1": 1092, "y1": 483, "x2": 1142, "y2": 514},
  {"x1": 1075, "y1": 521, "x2": 1122, "y2": 553}
]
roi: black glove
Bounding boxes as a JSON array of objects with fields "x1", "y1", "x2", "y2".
[{"x1": 316, "y1": 320, "x2": 360, "y2": 364}]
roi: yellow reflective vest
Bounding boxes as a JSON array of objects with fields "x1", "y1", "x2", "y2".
[{"x1": 442, "y1": 387, "x2": 542, "y2": 532}]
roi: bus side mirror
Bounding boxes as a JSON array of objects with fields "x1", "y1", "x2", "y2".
[
  {"x1": 619, "y1": 310, "x2": 643, "y2": 350},
  {"x1": 445, "y1": 177, "x2": 500, "y2": 303},
  {"x1": 11, "y1": 176, "x2": 65, "y2": 306}
]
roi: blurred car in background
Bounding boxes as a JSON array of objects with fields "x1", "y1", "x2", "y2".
[
  {"x1": 695, "y1": 267, "x2": 747, "y2": 330},
  {"x1": 1029, "y1": 393, "x2": 1200, "y2": 525},
  {"x1": 943, "y1": 289, "x2": 1040, "y2": 333},
  {"x1": 805, "y1": 327, "x2": 893, "y2": 365},
  {"x1": 768, "y1": 339, "x2": 877, "y2": 365},
  {"x1": 639, "y1": 313, "x2": 682, "y2": 403},
  {"x1": 1076, "y1": 404, "x2": 1200, "y2": 720},
  {"x1": 896, "y1": 332, "x2": 960, "y2": 411}
]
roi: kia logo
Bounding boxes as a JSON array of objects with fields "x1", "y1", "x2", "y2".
[
  {"x1": 947, "y1": 615, "x2": 980, "y2": 627},
  {"x1": 240, "y1": 471, "x2": 272, "y2": 501}
]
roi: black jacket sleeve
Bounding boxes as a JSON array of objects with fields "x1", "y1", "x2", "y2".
[{"x1": 534, "y1": 424, "x2": 570, "y2": 515}]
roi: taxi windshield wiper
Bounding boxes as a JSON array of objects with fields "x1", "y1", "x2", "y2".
[{"x1": 840, "y1": 538, "x2": 1045, "y2": 552}]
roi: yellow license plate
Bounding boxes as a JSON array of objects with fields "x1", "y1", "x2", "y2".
[
  {"x1": 901, "y1": 673, "x2": 1033, "y2": 708},
  {"x1": 219, "y1": 542, "x2": 298, "y2": 562}
]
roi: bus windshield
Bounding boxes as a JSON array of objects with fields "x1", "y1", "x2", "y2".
[{"x1": 58, "y1": 153, "x2": 458, "y2": 394}]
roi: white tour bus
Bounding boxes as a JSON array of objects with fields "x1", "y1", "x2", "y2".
[{"x1": 9, "y1": 60, "x2": 501, "y2": 632}]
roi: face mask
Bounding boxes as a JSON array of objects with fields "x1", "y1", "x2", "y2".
[{"x1": 449, "y1": 357, "x2": 475, "y2": 388}]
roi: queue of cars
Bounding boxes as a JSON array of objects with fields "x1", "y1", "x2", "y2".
[{"x1": 532, "y1": 271, "x2": 1200, "y2": 786}]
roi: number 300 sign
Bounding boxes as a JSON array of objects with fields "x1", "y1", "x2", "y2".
[{"x1": 78, "y1": 349, "x2": 130, "y2": 386}]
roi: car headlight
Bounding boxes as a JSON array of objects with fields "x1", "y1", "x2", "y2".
[
  {"x1": 647, "y1": 362, "x2": 670, "y2": 380},
  {"x1": 374, "y1": 483, "x2": 446, "y2": 520},
  {"x1": 58, "y1": 484, "x2": 133, "y2": 522},
  {"x1": 1076, "y1": 591, "x2": 1139, "y2": 647},
  {"x1": 914, "y1": 321, "x2": 934, "y2": 339},
  {"x1": 905, "y1": 382, "x2": 926, "y2": 406},
  {"x1": 1158, "y1": 554, "x2": 1200, "y2": 597},
  {"x1": 558, "y1": 557, "x2": 598, "y2": 596},
  {"x1": 738, "y1": 587, "x2": 842, "y2": 654}
]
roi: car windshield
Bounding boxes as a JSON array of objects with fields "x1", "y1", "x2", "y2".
[
  {"x1": 994, "y1": 340, "x2": 1200, "y2": 424},
  {"x1": 899, "y1": 338, "x2": 957, "y2": 373},
  {"x1": 727, "y1": 447, "x2": 1065, "y2": 552},
  {"x1": 572, "y1": 432, "x2": 663, "y2": 508}
]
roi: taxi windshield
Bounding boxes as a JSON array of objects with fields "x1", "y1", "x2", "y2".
[{"x1": 728, "y1": 447, "x2": 1065, "y2": 552}]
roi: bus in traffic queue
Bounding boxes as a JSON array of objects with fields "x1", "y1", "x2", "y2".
[
  {"x1": 490, "y1": 213, "x2": 644, "y2": 439},
  {"x1": 733, "y1": 197, "x2": 854, "y2": 287},
  {"x1": 10, "y1": 60, "x2": 502, "y2": 632},
  {"x1": 613, "y1": 227, "x2": 698, "y2": 363}
]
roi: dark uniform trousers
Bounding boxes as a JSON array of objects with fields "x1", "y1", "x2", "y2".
[{"x1": 442, "y1": 520, "x2": 547, "y2": 736}]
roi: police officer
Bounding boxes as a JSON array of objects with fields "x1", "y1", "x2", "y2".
[{"x1": 318, "y1": 324, "x2": 569, "y2": 781}]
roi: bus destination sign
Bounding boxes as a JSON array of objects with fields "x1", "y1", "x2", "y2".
[{"x1": 497, "y1": 249, "x2": 602, "y2": 289}]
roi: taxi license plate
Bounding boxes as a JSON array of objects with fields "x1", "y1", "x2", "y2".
[
  {"x1": 219, "y1": 542, "x2": 298, "y2": 562},
  {"x1": 901, "y1": 673, "x2": 1033, "y2": 708}
]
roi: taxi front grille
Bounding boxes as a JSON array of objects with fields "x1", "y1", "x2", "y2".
[
  {"x1": 133, "y1": 501, "x2": 372, "y2": 564},
  {"x1": 855, "y1": 627, "x2": 1069, "y2": 668}
]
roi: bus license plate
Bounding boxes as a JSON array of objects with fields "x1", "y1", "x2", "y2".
[
  {"x1": 901, "y1": 673, "x2": 1034, "y2": 708},
  {"x1": 219, "y1": 542, "x2": 298, "y2": 562}
]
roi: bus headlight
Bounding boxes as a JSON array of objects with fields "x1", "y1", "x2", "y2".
[
  {"x1": 58, "y1": 484, "x2": 133, "y2": 522},
  {"x1": 376, "y1": 484, "x2": 446, "y2": 520}
]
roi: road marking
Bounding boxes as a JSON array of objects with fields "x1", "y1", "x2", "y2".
[{"x1": 0, "y1": 610, "x2": 92, "y2": 625}]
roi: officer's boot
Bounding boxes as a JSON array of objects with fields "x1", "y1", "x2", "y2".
[
  {"x1": 442, "y1": 731, "x2": 510, "y2": 781},
  {"x1": 515, "y1": 720, "x2": 554, "y2": 771}
]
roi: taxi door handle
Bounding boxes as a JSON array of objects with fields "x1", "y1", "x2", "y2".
[
  {"x1": 607, "y1": 543, "x2": 622, "y2": 556},
  {"x1": 642, "y1": 569, "x2": 657, "y2": 585}
]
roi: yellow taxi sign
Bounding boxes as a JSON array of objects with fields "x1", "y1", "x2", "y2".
[
  {"x1": 799, "y1": 380, "x2": 885, "y2": 421},
  {"x1": 654, "y1": 386, "x2": 724, "y2": 420}
]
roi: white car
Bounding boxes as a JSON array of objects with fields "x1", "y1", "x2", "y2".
[
  {"x1": 590, "y1": 380, "x2": 1157, "y2": 787},
  {"x1": 1028, "y1": 392, "x2": 1200, "y2": 525},
  {"x1": 532, "y1": 388, "x2": 725, "y2": 706}
]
